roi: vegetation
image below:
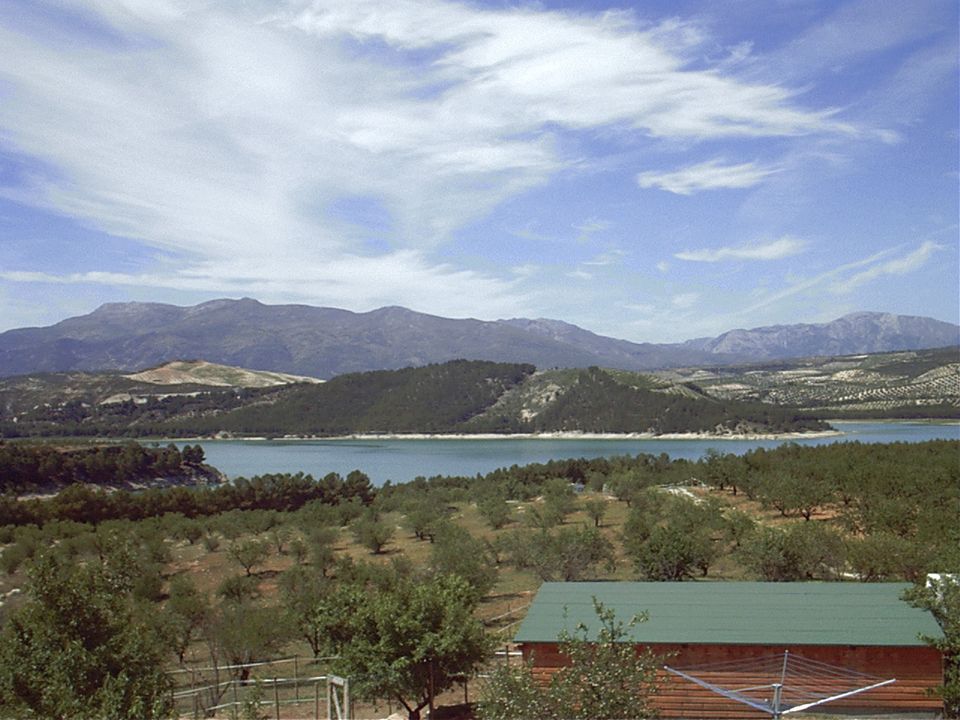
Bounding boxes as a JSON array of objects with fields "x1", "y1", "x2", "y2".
[
  {"x1": 0, "y1": 549, "x2": 173, "y2": 719},
  {"x1": 657, "y1": 346, "x2": 959, "y2": 416},
  {"x1": 0, "y1": 462, "x2": 374, "y2": 527},
  {"x1": 0, "y1": 441, "x2": 209, "y2": 494},
  {"x1": 905, "y1": 577, "x2": 960, "y2": 718},
  {"x1": 528, "y1": 366, "x2": 826, "y2": 434},
  {"x1": 1, "y1": 359, "x2": 836, "y2": 438},
  {"x1": 478, "y1": 599, "x2": 660, "y2": 720},
  {"x1": 330, "y1": 573, "x2": 492, "y2": 720},
  {"x1": 0, "y1": 437, "x2": 955, "y2": 718}
]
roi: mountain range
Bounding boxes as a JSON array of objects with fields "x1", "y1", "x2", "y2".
[{"x1": 0, "y1": 299, "x2": 956, "y2": 379}]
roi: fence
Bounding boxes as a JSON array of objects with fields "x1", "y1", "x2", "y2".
[{"x1": 169, "y1": 656, "x2": 349, "y2": 719}]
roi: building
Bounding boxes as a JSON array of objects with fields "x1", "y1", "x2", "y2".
[{"x1": 514, "y1": 582, "x2": 944, "y2": 719}]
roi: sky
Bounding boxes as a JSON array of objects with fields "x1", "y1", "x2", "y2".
[{"x1": 0, "y1": 0, "x2": 957, "y2": 343}]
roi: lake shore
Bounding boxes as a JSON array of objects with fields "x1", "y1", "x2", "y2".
[
  {"x1": 165, "y1": 421, "x2": 956, "y2": 484},
  {"x1": 190, "y1": 429, "x2": 845, "y2": 442}
]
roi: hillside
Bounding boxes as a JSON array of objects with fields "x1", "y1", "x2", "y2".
[
  {"x1": 656, "y1": 346, "x2": 960, "y2": 416},
  {"x1": 1, "y1": 299, "x2": 957, "y2": 378},
  {"x1": 123, "y1": 360, "x2": 323, "y2": 388},
  {"x1": 0, "y1": 360, "x2": 320, "y2": 418},
  {"x1": 0, "y1": 360, "x2": 828, "y2": 438}
]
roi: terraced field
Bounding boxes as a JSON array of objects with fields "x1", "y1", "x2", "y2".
[{"x1": 655, "y1": 347, "x2": 960, "y2": 413}]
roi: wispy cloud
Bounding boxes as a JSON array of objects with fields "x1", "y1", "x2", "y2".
[
  {"x1": 0, "y1": 0, "x2": 851, "y2": 322},
  {"x1": 583, "y1": 249, "x2": 626, "y2": 267},
  {"x1": 831, "y1": 241, "x2": 943, "y2": 294},
  {"x1": 671, "y1": 292, "x2": 700, "y2": 309},
  {"x1": 637, "y1": 159, "x2": 783, "y2": 195},
  {"x1": 675, "y1": 236, "x2": 809, "y2": 262},
  {"x1": 764, "y1": 0, "x2": 947, "y2": 81},
  {"x1": 732, "y1": 245, "x2": 909, "y2": 317},
  {"x1": 574, "y1": 218, "x2": 612, "y2": 243},
  {"x1": 0, "y1": 0, "x2": 853, "y2": 325},
  {"x1": 4, "y1": 0, "x2": 946, "y2": 340},
  {"x1": 0, "y1": 250, "x2": 529, "y2": 319}
]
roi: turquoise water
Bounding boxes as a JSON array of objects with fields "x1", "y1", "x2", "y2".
[{"x1": 172, "y1": 421, "x2": 959, "y2": 486}]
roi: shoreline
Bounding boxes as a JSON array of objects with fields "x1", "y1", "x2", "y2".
[{"x1": 174, "y1": 429, "x2": 846, "y2": 442}]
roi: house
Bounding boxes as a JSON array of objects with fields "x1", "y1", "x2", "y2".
[{"x1": 514, "y1": 582, "x2": 944, "y2": 719}]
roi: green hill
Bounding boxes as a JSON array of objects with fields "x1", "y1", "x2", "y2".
[{"x1": 1, "y1": 360, "x2": 827, "y2": 437}]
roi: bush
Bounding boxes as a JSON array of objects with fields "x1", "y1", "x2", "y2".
[{"x1": 479, "y1": 599, "x2": 660, "y2": 720}]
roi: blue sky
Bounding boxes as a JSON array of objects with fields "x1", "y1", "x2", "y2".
[{"x1": 0, "y1": 0, "x2": 957, "y2": 342}]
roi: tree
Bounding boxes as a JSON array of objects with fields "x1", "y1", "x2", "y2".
[
  {"x1": 228, "y1": 538, "x2": 270, "y2": 576},
  {"x1": 332, "y1": 574, "x2": 492, "y2": 720},
  {"x1": 738, "y1": 522, "x2": 845, "y2": 581},
  {"x1": 478, "y1": 599, "x2": 661, "y2": 720},
  {"x1": 0, "y1": 550, "x2": 173, "y2": 719},
  {"x1": 278, "y1": 566, "x2": 349, "y2": 659},
  {"x1": 904, "y1": 577, "x2": 960, "y2": 718},
  {"x1": 477, "y1": 493, "x2": 511, "y2": 529},
  {"x1": 352, "y1": 514, "x2": 394, "y2": 554},
  {"x1": 541, "y1": 478, "x2": 576, "y2": 526},
  {"x1": 429, "y1": 523, "x2": 496, "y2": 601},
  {"x1": 608, "y1": 469, "x2": 647, "y2": 507},
  {"x1": 406, "y1": 505, "x2": 440, "y2": 542},
  {"x1": 307, "y1": 527, "x2": 338, "y2": 575},
  {"x1": 210, "y1": 603, "x2": 291, "y2": 683},
  {"x1": 847, "y1": 532, "x2": 912, "y2": 581},
  {"x1": 343, "y1": 469, "x2": 375, "y2": 505},
  {"x1": 628, "y1": 524, "x2": 715, "y2": 581},
  {"x1": 722, "y1": 508, "x2": 755, "y2": 548},
  {"x1": 163, "y1": 575, "x2": 210, "y2": 664},
  {"x1": 181, "y1": 444, "x2": 205, "y2": 465},
  {"x1": 532, "y1": 526, "x2": 615, "y2": 582},
  {"x1": 583, "y1": 497, "x2": 608, "y2": 528},
  {"x1": 622, "y1": 495, "x2": 718, "y2": 581}
]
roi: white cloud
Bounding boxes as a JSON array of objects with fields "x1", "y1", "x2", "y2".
[
  {"x1": 583, "y1": 249, "x2": 626, "y2": 267},
  {"x1": 638, "y1": 159, "x2": 782, "y2": 195},
  {"x1": 0, "y1": 0, "x2": 855, "y2": 320},
  {"x1": 0, "y1": 250, "x2": 528, "y2": 320},
  {"x1": 765, "y1": 0, "x2": 947, "y2": 81},
  {"x1": 621, "y1": 302, "x2": 655, "y2": 314},
  {"x1": 732, "y1": 246, "x2": 901, "y2": 317},
  {"x1": 574, "y1": 218, "x2": 612, "y2": 243},
  {"x1": 671, "y1": 292, "x2": 699, "y2": 308},
  {"x1": 831, "y1": 241, "x2": 943, "y2": 294},
  {"x1": 675, "y1": 236, "x2": 809, "y2": 262}
]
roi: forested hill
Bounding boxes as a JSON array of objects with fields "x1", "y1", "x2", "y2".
[{"x1": 1, "y1": 360, "x2": 828, "y2": 437}]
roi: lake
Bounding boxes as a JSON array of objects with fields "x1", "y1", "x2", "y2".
[{"x1": 170, "y1": 421, "x2": 960, "y2": 486}]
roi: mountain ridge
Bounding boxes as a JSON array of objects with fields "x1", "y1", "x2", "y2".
[{"x1": 0, "y1": 299, "x2": 956, "y2": 379}]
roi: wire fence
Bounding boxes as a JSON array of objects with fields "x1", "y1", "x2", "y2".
[
  {"x1": 169, "y1": 656, "x2": 349, "y2": 720},
  {"x1": 167, "y1": 624, "x2": 528, "y2": 720}
]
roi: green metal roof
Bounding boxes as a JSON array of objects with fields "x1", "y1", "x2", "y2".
[{"x1": 514, "y1": 582, "x2": 943, "y2": 647}]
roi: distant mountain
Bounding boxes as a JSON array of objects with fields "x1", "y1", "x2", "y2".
[
  {"x1": 0, "y1": 299, "x2": 718, "y2": 378},
  {"x1": 0, "y1": 300, "x2": 956, "y2": 378},
  {"x1": 686, "y1": 312, "x2": 959, "y2": 359}
]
